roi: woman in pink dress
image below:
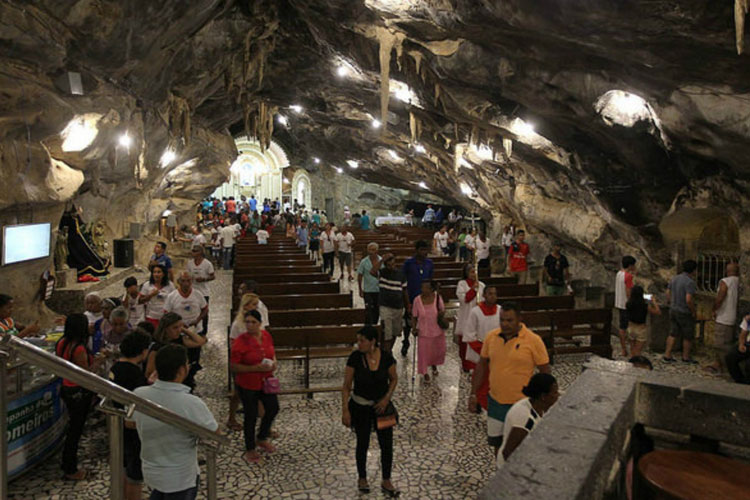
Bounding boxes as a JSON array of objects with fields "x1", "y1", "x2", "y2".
[{"x1": 411, "y1": 280, "x2": 447, "y2": 381}]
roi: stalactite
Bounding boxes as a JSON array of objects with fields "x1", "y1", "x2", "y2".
[
  {"x1": 409, "y1": 112, "x2": 422, "y2": 143},
  {"x1": 434, "y1": 83, "x2": 441, "y2": 107},
  {"x1": 736, "y1": 0, "x2": 749, "y2": 54},
  {"x1": 243, "y1": 30, "x2": 254, "y2": 84},
  {"x1": 167, "y1": 92, "x2": 191, "y2": 147},
  {"x1": 454, "y1": 123, "x2": 459, "y2": 143},
  {"x1": 503, "y1": 138, "x2": 513, "y2": 159},
  {"x1": 376, "y1": 27, "x2": 406, "y2": 133},
  {"x1": 409, "y1": 50, "x2": 423, "y2": 77}
]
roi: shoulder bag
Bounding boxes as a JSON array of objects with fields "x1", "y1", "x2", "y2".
[{"x1": 436, "y1": 295, "x2": 450, "y2": 330}]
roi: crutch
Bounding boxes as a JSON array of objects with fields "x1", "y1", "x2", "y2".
[{"x1": 411, "y1": 325, "x2": 418, "y2": 396}]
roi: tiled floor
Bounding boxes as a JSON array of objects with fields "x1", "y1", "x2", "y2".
[{"x1": 8, "y1": 262, "x2": 726, "y2": 499}]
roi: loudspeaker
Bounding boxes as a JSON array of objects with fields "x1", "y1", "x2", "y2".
[
  {"x1": 129, "y1": 222, "x2": 143, "y2": 240},
  {"x1": 113, "y1": 239, "x2": 134, "y2": 268}
]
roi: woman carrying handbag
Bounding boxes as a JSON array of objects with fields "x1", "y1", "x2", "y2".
[
  {"x1": 411, "y1": 280, "x2": 448, "y2": 382},
  {"x1": 342, "y1": 326, "x2": 400, "y2": 497},
  {"x1": 230, "y1": 309, "x2": 280, "y2": 464}
]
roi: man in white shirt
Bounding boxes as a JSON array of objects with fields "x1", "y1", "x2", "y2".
[
  {"x1": 320, "y1": 224, "x2": 337, "y2": 278},
  {"x1": 475, "y1": 233, "x2": 491, "y2": 268},
  {"x1": 614, "y1": 256, "x2": 636, "y2": 357},
  {"x1": 186, "y1": 246, "x2": 215, "y2": 335},
  {"x1": 256, "y1": 226, "x2": 269, "y2": 244},
  {"x1": 433, "y1": 225, "x2": 449, "y2": 255},
  {"x1": 122, "y1": 277, "x2": 145, "y2": 325},
  {"x1": 164, "y1": 271, "x2": 209, "y2": 378},
  {"x1": 219, "y1": 222, "x2": 236, "y2": 270},
  {"x1": 710, "y1": 262, "x2": 740, "y2": 373},
  {"x1": 134, "y1": 345, "x2": 219, "y2": 498},
  {"x1": 335, "y1": 227, "x2": 355, "y2": 281}
]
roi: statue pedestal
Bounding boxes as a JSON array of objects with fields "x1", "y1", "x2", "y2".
[{"x1": 55, "y1": 268, "x2": 77, "y2": 288}]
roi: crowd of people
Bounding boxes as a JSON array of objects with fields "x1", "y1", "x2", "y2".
[{"x1": 2, "y1": 198, "x2": 750, "y2": 498}]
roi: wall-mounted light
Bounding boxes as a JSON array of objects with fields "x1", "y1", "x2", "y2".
[
  {"x1": 371, "y1": 119, "x2": 382, "y2": 129},
  {"x1": 118, "y1": 133, "x2": 132, "y2": 148},
  {"x1": 290, "y1": 105, "x2": 303, "y2": 114},
  {"x1": 277, "y1": 114, "x2": 289, "y2": 126},
  {"x1": 418, "y1": 181, "x2": 427, "y2": 189},
  {"x1": 335, "y1": 167, "x2": 344, "y2": 174},
  {"x1": 347, "y1": 160, "x2": 359, "y2": 169},
  {"x1": 313, "y1": 157, "x2": 321, "y2": 164},
  {"x1": 60, "y1": 115, "x2": 100, "y2": 152},
  {"x1": 336, "y1": 65, "x2": 349, "y2": 77},
  {"x1": 160, "y1": 149, "x2": 176, "y2": 168}
]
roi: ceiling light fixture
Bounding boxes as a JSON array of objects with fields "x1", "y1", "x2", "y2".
[
  {"x1": 346, "y1": 160, "x2": 359, "y2": 169},
  {"x1": 160, "y1": 149, "x2": 177, "y2": 168},
  {"x1": 313, "y1": 157, "x2": 321, "y2": 164},
  {"x1": 413, "y1": 143, "x2": 426, "y2": 154},
  {"x1": 511, "y1": 119, "x2": 535, "y2": 139},
  {"x1": 418, "y1": 181, "x2": 427, "y2": 189},
  {"x1": 335, "y1": 167, "x2": 344, "y2": 174},
  {"x1": 60, "y1": 115, "x2": 100, "y2": 152},
  {"x1": 290, "y1": 105, "x2": 303, "y2": 114},
  {"x1": 336, "y1": 65, "x2": 349, "y2": 77},
  {"x1": 276, "y1": 114, "x2": 289, "y2": 126},
  {"x1": 371, "y1": 119, "x2": 382, "y2": 129},
  {"x1": 118, "y1": 133, "x2": 132, "y2": 148}
]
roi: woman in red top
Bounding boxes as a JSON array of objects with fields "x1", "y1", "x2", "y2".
[
  {"x1": 230, "y1": 309, "x2": 279, "y2": 464},
  {"x1": 55, "y1": 313, "x2": 104, "y2": 480}
]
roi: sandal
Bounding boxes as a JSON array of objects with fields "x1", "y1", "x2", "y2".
[
  {"x1": 358, "y1": 479, "x2": 370, "y2": 493},
  {"x1": 682, "y1": 358, "x2": 698, "y2": 365},
  {"x1": 257, "y1": 441, "x2": 276, "y2": 453},
  {"x1": 662, "y1": 356, "x2": 676, "y2": 363},
  {"x1": 381, "y1": 485, "x2": 401, "y2": 497},
  {"x1": 242, "y1": 451, "x2": 261, "y2": 464},
  {"x1": 226, "y1": 421, "x2": 242, "y2": 431},
  {"x1": 63, "y1": 469, "x2": 88, "y2": 481}
]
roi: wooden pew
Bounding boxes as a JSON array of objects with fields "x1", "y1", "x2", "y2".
[
  {"x1": 234, "y1": 264, "x2": 322, "y2": 273},
  {"x1": 238, "y1": 273, "x2": 330, "y2": 283},
  {"x1": 269, "y1": 308, "x2": 365, "y2": 327},
  {"x1": 262, "y1": 293, "x2": 353, "y2": 310},
  {"x1": 440, "y1": 282, "x2": 538, "y2": 301},
  {"x1": 551, "y1": 308, "x2": 613, "y2": 358},
  {"x1": 246, "y1": 281, "x2": 339, "y2": 296}
]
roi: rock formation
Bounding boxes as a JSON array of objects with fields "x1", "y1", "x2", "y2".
[{"x1": 1, "y1": 0, "x2": 749, "y2": 312}]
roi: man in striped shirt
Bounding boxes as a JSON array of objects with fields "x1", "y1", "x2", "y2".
[{"x1": 371, "y1": 253, "x2": 408, "y2": 354}]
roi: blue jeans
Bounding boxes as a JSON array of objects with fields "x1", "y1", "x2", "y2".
[
  {"x1": 149, "y1": 477, "x2": 199, "y2": 500},
  {"x1": 222, "y1": 247, "x2": 232, "y2": 270}
]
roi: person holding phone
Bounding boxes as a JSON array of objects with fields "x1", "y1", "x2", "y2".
[{"x1": 625, "y1": 286, "x2": 661, "y2": 357}]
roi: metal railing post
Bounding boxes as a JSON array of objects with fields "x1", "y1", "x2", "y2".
[
  {"x1": 206, "y1": 447, "x2": 217, "y2": 500},
  {"x1": 107, "y1": 413, "x2": 124, "y2": 500},
  {"x1": 0, "y1": 352, "x2": 8, "y2": 500}
]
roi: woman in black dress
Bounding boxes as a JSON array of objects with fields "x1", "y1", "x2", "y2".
[{"x1": 342, "y1": 326, "x2": 400, "y2": 497}]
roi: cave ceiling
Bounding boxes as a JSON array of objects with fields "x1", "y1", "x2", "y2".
[{"x1": 3, "y1": 0, "x2": 750, "y2": 274}]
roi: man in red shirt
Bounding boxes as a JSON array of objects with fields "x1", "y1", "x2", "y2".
[{"x1": 507, "y1": 230, "x2": 530, "y2": 284}]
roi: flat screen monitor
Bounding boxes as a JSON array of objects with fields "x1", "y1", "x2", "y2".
[{"x1": 2, "y1": 223, "x2": 52, "y2": 266}]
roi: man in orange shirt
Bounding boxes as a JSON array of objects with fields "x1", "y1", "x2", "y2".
[{"x1": 468, "y1": 301, "x2": 550, "y2": 457}]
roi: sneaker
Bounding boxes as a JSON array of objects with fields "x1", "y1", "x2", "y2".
[
  {"x1": 681, "y1": 358, "x2": 698, "y2": 364},
  {"x1": 662, "y1": 356, "x2": 676, "y2": 363}
]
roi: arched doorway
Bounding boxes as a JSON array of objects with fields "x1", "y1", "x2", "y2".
[
  {"x1": 213, "y1": 137, "x2": 289, "y2": 202},
  {"x1": 291, "y1": 170, "x2": 312, "y2": 209}
]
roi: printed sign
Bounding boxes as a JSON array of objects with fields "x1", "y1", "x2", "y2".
[{"x1": 7, "y1": 379, "x2": 66, "y2": 477}]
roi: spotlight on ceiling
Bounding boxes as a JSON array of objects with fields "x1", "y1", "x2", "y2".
[
  {"x1": 371, "y1": 119, "x2": 382, "y2": 129},
  {"x1": 313, "y1": 157, "x2": 321, "y2": 164},
  {"x1": 413, "y1": 143, "x2": 426, "y2": 154},
  {"x1": 388, "y1": 149, "x2": 401, "y2": 161},
  {"x1": 118, "y1": 133, "x2": 132, "y2": 148},
  {"x1": 336, "y1": 65, "x2": 349, "y2": 77},
  {"x1": 418, "y1": 181, "x2": 427, "y2": 189},
  {"x1": 335, "y1": 167, "x2": 344, "y2": 174},
  {"x1": 595, "y1": 90, "x2": 653, "y2": 128},
  {"x1": 60, "y1": 115, "x2": 100, "y2": 152},
  {"x1": 346, "y1": 160, "x2": 359, "y2": 169},
  {"x1": 276, "y1": 114, "x2": 289, "y2": 126},
  {"x1": 511, "y1": 119, "x2": 535, "y2": 139},
  {"x1": 290, "y1": 104, "x2": 303, "y2": 114},
  {"x1": 160, "y1": 149, "x2": 177, "y2": 168},
  {"x1": 460, "y1": 182, "x2": 473, "y2": 196}
]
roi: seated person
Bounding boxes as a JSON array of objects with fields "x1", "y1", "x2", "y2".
[
  {"x1": 0, "y1": 294, "x2": 40, "y2": 337},
  {"x1": 84, "y1": 292, "x2": 103, "y2": 328}
]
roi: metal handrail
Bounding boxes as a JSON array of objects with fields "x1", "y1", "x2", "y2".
[{"x1": 0, "y1": 334, "x2": 228, "y2": 500}]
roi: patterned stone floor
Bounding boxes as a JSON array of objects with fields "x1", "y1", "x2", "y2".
[{"x1": 8, "y1": 260, "x2": 726, "y2": 499}]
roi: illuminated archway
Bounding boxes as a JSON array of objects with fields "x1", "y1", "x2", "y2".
[
  {"x1": 213, "y1": 137, "x2": 289, "y2": 202},
  {"x1": 291, "y1": 170, "x2": 312, "y2": 208}
]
